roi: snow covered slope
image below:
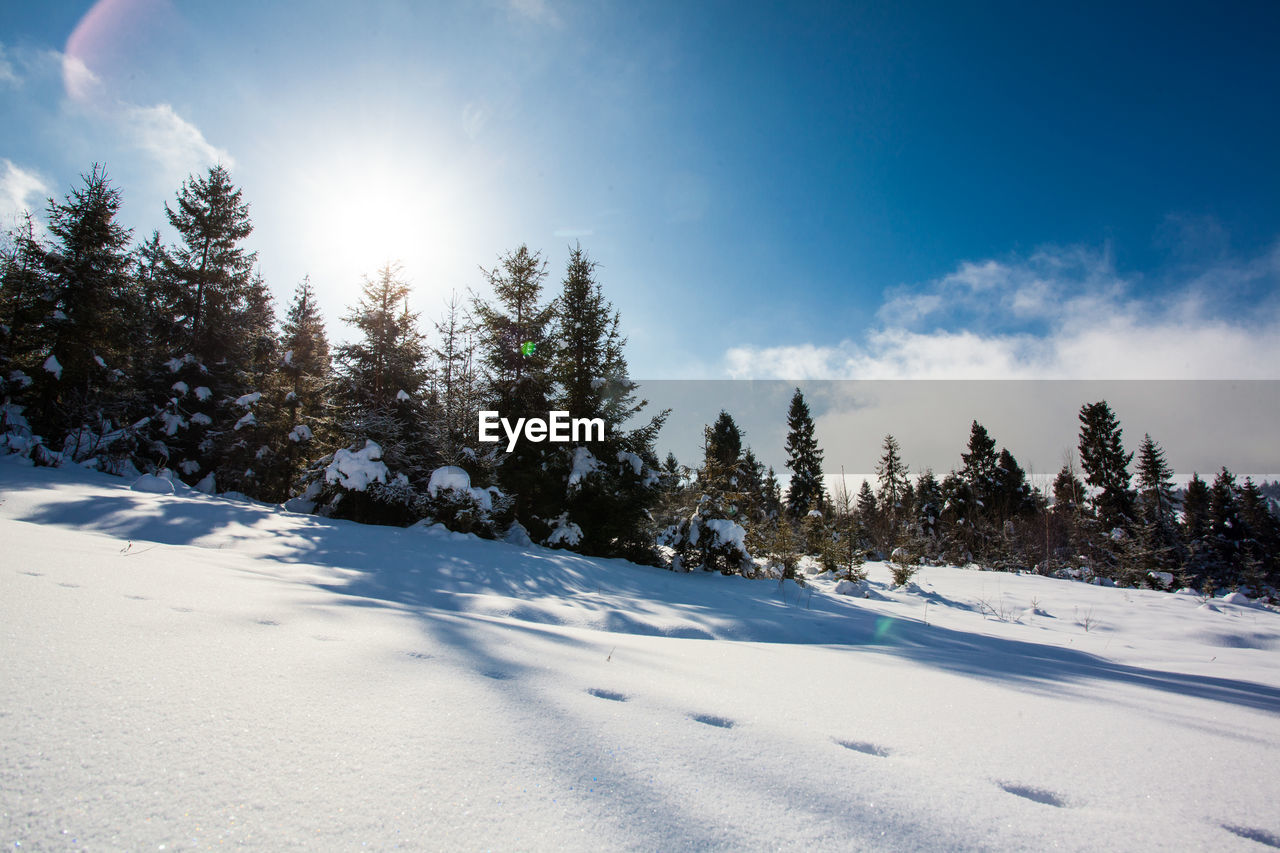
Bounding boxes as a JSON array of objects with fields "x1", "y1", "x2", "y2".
[{"x1": 3, "y1": 458, "x2": 1279, "y2": 850}]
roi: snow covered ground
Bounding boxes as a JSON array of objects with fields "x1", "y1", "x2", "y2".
[{"x1": 3, "y1": 458, "x2": 1280, "y2": 851}]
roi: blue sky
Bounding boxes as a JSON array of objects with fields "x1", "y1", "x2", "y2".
[{"x1": 3, "y1": 0, "x2": 1279, "y2": 380}]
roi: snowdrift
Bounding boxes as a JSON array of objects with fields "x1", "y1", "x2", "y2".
[{"x1": 3, "y1": 458, "x2": 1280, "y2": 850}]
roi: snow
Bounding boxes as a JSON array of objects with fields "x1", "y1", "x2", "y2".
[
  {"x1": 546, "y1": 512, "x2": 584, "y2": 547},
  {"x1": 7, "y1": 369, "x2": 32, "y2": 388},
  {"x1": 233, "y1": 411, "x2": 257, "y2": 431},
  {"x1": 130, "y1": 473, "x2": 175, "y2": 494},
  {"x1": 235, "y1": 391, "x2": 262, "y2": 407},
  {"x1": 396, "y1": 389, "x2": 412, "y2": 402},
  {"x1": 288, "y1": 424, "x2": 313, "y2": 443},
  {"x1": 325, "y1": 440, "x2": 389, "y2": 491},
  {"x1": 190, "y1": 412, "x2": 212, "y2": 427},
  {"x1": 428, "y1": 465, "x2": 473, "y2": 495},
  {"x1": 3, "y1": 458, "x2": 1280, "y2": 851},
  {"x1": 567, "y1": 446, "x2": 601, "y2": 490},
  {"x1": 283, "y1": 349, "x2": 293, "y2": 365},
  {"x1": 42, "y1": 354, "x2": 62, "y2": 379},
  {"x1": 427, "y1": 465, "x2": 498, "y2": 510},
  {"x1": 93, "y1": 354, "x2": 107, "y2": 369},
  {"x1": 617, "y1": 450, "x2": 643, "y2": 476},
  {"x1": 704, "y1": 517, "x2": 748, "y2": 550},
  {"x1": 193, "y1": 386, "x2": 212, "y2": 401}
]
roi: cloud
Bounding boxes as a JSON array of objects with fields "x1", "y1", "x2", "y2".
[
  {"x1": 0, "y1": 44, "x2": 19, "y2": 87},
  {"x1": 0, "y1": 159, "x2": 50, "y2": 227},
  {"x1": 725, "y1": 243, "x2": 1280, "y2": 379},
  {"x1": 506, "y1": 0, "x2": 561, "y2": 26},
  {"x1": 61, "y1": 53, "x2": 102, "y2": 101},
  {"x1": 120, "y1": 103, "x2": 234, "y2": 178}
]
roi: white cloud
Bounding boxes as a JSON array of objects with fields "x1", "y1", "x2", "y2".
[
  {"x1": 506, "y1": 0, "x2": 561, "y2": 26},
  {"x1": 61, "y1": 53, "x2": 102, "y2": 101},
  {"x1": 725, "y1": 244, "x2": 1280, "y2": 379},
  {"x1": 0, "y1": 44, "x2": 19, "y2": 87},
  {"x1": 121, "y1": 103, "x2": 234, "y2": 178},
  {"x1": 0, "y1": 159, "x2": 50, "y2": 227}
]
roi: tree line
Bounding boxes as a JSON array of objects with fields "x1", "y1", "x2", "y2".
[
  {"x1": 2, "y1": 163, "x2": 1276, "y2": 595},
  {"x1": 0, "y1": 163, "x2": 665, "y2": 559},
  {"x1": 659, "y1": 390, "x2": 1279, "y2": 595}
]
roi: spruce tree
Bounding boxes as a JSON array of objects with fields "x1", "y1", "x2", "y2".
[
  {"x1": 268, "y1": 276, "x2": 331, "y2": 500},
  {"x1": 29, "y1": 165, "x2": 135, "y2": 456},
  {"x1": 874, "y1": 434, "x2": 909, "y2": 551},
  {"x1": 548, "y1": 245, "x2": 667, "y2": 559},
  {"x1": 147, "y1": 165, "x2": 261, "y2": 484},
  {"x1": 322, "y1": 263, "x2": 432, "y2": 523},
  {"x1": 164, "y1": 165, "x2": 256, "y2": 364},
  {"x1": 1077, "y1": 400, "x2": 1134, "y2": 530},
  {"x1": 429, "y1": 291, "x2": 482, "y2": 467},
  {"x1": 472, "y1": 245, "x2": 556, "y2": 526},
  {"x1": 784, "y1": 387, "x2": 825, "y2": 518}
]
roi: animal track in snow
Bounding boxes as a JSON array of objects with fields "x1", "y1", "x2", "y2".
[
  {"x1": 690, "y1": 713, "x2": 734, "y2": 729},
  {"x1": 997, "y1": 782, "x2": 1068, "y2": 807},
  {"x1": 586, "y1": 688, "x2": 627, "y2": 702},
  {"x1": 1223, "y1": 825, "x2": 1280, "y2": 849},
  {"x1": 834, "y1": 739, "x2": 891, "y2": 757}
]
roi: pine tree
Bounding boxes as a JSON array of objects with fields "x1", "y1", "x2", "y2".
[
  {"x1": 547, "y1": 245, "x2": 667, "y2": 559},
  {"x1": 429, "y1": 291, "x2": 482, "y2": 467},
  {"x1": 1205, "y1": 467, "x2": 1243, "y2": 586},
  {"x1": 874, "y1": 434, "x2": 909, "y2": 551},
  {"x1": 321, "y1": 263, "x2": 432, "y2": 523},
  {"x1": 29, "y1": 165, "x2": 135, "y2": 456},
  {"x1": 960, "y1": 421, "x2": 998, "y2": 506},
  {"x1": 267, "y1": 276, "x2": 331, "y2": 500},
  {"x1": 472, "y1": 245, "x2": 556, "y2": 525},
  {"x1": 147, "y1": 165, "x2": 261, "y2": 484},
  {"x1": 1077, "y1": 400, "x2": 1134, "y2": 530},
  {"x1": 784, "y1": 387, "x2": 825, "y2": 518},
  {"x1": 164, "y1": 165, "x2": 256, "y2": 364},
  {"x1": 0, "y1": 213, "x2": 48, "y2": 447},
  {"x1": 664, "y1": 410, "x2": 752, "y2": 574},
  {"x1": 958, "y1": 421, "x2": 1000, "y2": 559},
  {"x1": 914, "y1": 469, "x2": 943, "y2": 552},
  {"x1": 1129, "y1": 434, "x2": 1182, "y2": 581}
]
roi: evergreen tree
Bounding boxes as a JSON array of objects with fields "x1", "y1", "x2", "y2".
[
  {"x1": 1052, "y1": 462, "x2": 1085, "y2": 513},
  {"x1": 1182, "y1": 473, "x2": 1210, "y2": 541},
  {"x1": 267, "y1": 276, "x2": 331, "y2": 500},
  {"x1": 164, "y1": 165, "x2": 256, "y2": 364},
  {"x1": 547, "y1": 245, "x2": 667, "y2": 559},
  {"x1": 1130, "y1": 434, "x2": 1182, "y2": 580},
  {"x1": 663, "y1": 410, "x2": 752, "y2": 574},
  {"x1": 321, "y1": 263, "x2": 432, "y2": 523},
  {"x1": 29, "y1": 165, "x2": 135, "y2": 456},
  {"x1": 429, "y1": 291, "x2": 482, "y2": 467},
  {"x1": 874, "y1": 434, "x2": 909, "y2": 551},
  {"x1": 783, "y1": 387, "x2": 825, "y2": 517},
  {"x1": 1077, "y1": 400, "x2": 1134, "y2": 530},
  {"x1": 0, "y1": 213, "x2": 48, "y2": 448},
  {"x1": 146, "y1": 165, "x2": 261, "y2": 484},
  {"x1": 913, "y1": 469, "x2": 943, "y2": 550},
  {"x1": 958, "y1": 421, "x2": 1000, "y2": 558},
  {"x1": 472, "y1": 245, "x2": 556, "y2": 525}
]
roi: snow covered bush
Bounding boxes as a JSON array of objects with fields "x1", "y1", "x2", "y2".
[
  {"x1": 661, "y1": 494, "x2": 754, "y2": 575},
  {"x1": 420, "y1": 465, "x2": 511, "y2": 538}
]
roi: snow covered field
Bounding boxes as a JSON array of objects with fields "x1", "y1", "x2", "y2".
[{"x1": 3, "y1": 458, "x2": 1280, "y2": 851}]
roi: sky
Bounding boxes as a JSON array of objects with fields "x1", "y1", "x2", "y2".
[{"x1": 2, "y1": 0, "x2": 1280, "y2": 387}]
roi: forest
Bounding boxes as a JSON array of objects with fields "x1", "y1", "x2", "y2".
[{"x1": 2, "y1": 164, "x2": 1277, "y2": 598}]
